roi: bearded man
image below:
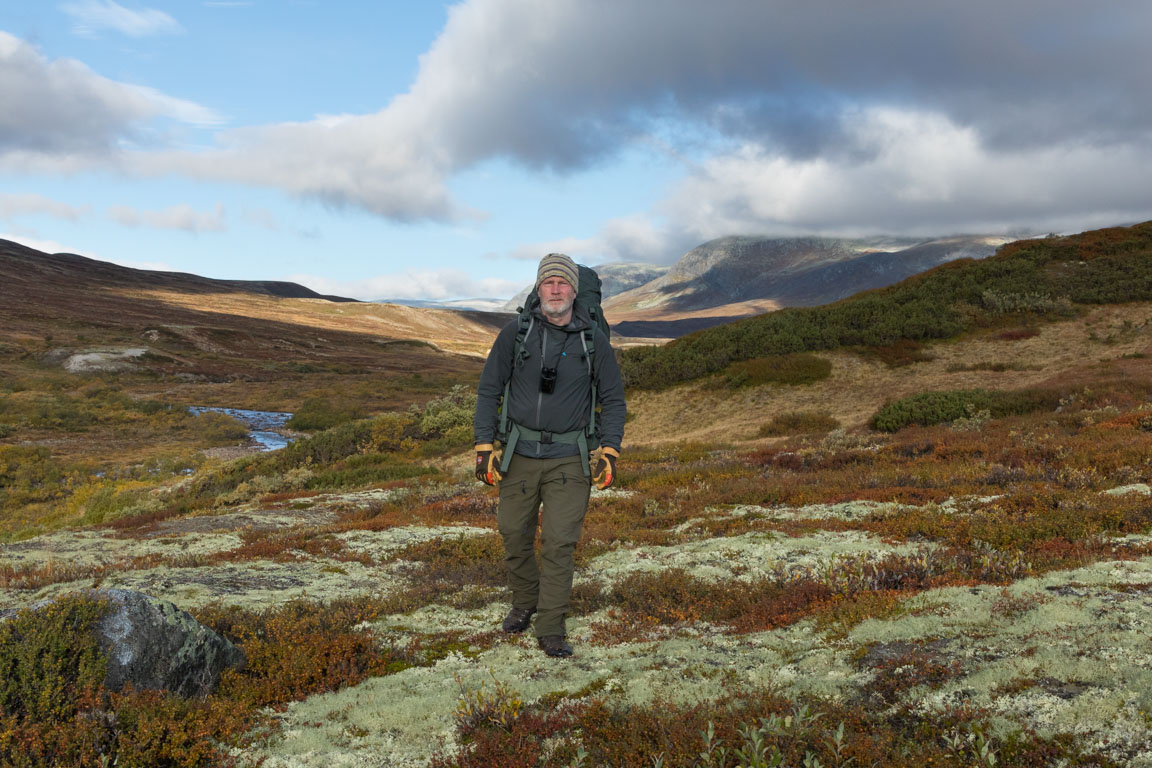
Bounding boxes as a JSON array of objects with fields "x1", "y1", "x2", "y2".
[{"x1": 473, "y1": 253, "x2": 626, "y2": 658}]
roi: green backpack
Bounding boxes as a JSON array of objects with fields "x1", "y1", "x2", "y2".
[{"x1": 497, "y1": 264, "x2": 608, "y2": 476}]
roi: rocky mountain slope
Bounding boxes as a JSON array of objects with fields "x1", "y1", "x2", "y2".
[{"x1": 604, "y1": 235, "x2": 1011, "y2": 330}]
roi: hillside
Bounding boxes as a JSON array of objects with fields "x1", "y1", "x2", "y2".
[{"x1": 620, "y1": 223, "x2": 1152, "y2": 390}]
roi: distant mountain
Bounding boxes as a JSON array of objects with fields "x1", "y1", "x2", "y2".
[
  {"x1": 0, "y1": 240, "x2": 357, "y2": 303},
  {"x1": 380, "y1": 297, "x2": 513, "y2": 312},
  {"x1": 605, "y1": 235, "x2": 1012, "y2": 319},
  {"x1": 0, "y1": 238, "x2": 508, "y2": 359},
  {"x1": 503, "y1": 262, "x2": 670, "y2": 311}
]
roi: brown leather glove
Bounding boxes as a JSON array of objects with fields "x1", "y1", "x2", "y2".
[
  {"x1": 592, "y1": 446, "x2": 619, "y2": 490},
  {"x1": 474, "y1": 444, "x2": 503, "y2": 487}
]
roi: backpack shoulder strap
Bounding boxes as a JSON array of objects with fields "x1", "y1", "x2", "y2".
[
  {"x1": 578, "y1": 329, "x2": 598, "y2": 446},
  {"x1": 498, "y1": 309, "x2": 534, "y2": 439}
]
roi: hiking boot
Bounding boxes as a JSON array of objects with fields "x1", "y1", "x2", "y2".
[
  {"x1": 537, "y1": 635, "x2": 573, "y2": 658},
  {"x1": 501, "y1": 606, "x2": 536, "y2": 634}
]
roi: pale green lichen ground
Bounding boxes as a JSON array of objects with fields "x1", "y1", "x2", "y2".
[
  {"x1": 7, "y1": 491, "x2": 1152, "y2": 765},
  {"x1": 247, "y1": 557, "x2": 1152, "y2": 768}
]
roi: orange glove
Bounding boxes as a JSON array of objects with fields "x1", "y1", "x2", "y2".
[
  {"x1": 474, "y1": 444, "x2": 503, "y2": 487},
  {"x1": 592, "y1": 446, "x2": 619, "y2": 490}
]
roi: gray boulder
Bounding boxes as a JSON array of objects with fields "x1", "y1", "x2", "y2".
[{"x1": 94, "y1": 589, "x2": 245, "y2": 698}]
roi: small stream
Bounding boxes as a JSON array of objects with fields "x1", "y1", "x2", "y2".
[{"x1": 188, "y1": 406, "x2": 295, "y2": 451}]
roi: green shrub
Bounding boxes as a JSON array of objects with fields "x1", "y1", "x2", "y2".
[
  {"x1": 286, "y1": 397, "x2": 365, "y2": 432},
  {"x1": 279, "y1": 419, "x2": 374, "y2": 465},
  {"x1": 188, "y1": 410, "x2": 250, "y2": 444},
  {"x1": 759, "y1": 411, "x2": 841, "y2": 437},
  {"x1": 415, "y1": 384, "x2": 476, "y2": 439},
  {"x1": 305, "y1": 453, "x2": 437, "y2": 489},
  {"x1": 0, "y1": 593, "x2": 110, "y2": 724},
  {"x1": 362, "y1": 411, "x2": 419, "y2": 453},
  {"x1": 722, "y1": 353, "x2": 832, "y2": 388},
  {"x1": 871, "y1": 388, "x2": 1062, "y2": 432}
]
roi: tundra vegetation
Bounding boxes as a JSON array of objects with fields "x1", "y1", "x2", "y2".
[{"x1": 2, "y1": 223, "x2": 1152, "y2": 766}]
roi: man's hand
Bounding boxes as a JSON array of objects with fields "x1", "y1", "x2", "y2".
[
  {"x1": 475, "y1": 444, "x2": 503, "y2": 486},
  {"x1": 592, "y1": 446, "x2": 619, "y2": 490}
]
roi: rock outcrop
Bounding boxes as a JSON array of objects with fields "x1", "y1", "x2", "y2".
[{"x1": 94, "y1": 589, "x2": 246, "y2": 698}]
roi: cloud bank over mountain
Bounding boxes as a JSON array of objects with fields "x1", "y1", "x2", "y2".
[{"x1": 3, "y1": 1, "x2": 1151, "y2": 273}]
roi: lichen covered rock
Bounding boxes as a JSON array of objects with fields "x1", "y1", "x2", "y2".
[{"x1": 93, "y1": 588, "x2": 245, "y2": 698}]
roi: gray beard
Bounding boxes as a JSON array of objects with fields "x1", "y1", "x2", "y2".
[{"x1": 541, "y1": 297, "x2": 574, "y2": 323}]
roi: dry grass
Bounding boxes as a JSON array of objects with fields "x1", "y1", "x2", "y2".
[{"x1": 623, "y1": 302, "x2": 1152, "y2": 446}]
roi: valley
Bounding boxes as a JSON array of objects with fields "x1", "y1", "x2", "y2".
[{"x1": 3, "y1": 225, "x2": 1152, "y2": 767}]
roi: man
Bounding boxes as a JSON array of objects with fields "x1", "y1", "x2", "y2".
[{"x1": 473, "y1": 253, "x2": 626, "y2": 658}]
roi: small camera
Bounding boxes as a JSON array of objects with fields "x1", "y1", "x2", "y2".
[{"x1": 540, "y1": 366, "x2": 557, "y2": 394}]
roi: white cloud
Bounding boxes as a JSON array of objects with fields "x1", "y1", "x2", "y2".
[
  {"x1": 108, "y1": 202, "x2": 227, "y2": 233},
  {"x1": 0, "y1": 193, "x2": 86, "y2": 220},
  {"x1": 125, "y1": 0, "x2": 1152, "y2": 234},
  {"x1": 289, "y1": 268, "x2": 526, "y2": 302},
  {"x1": 8, "y1": 1, "x2": 1152, "y2": 247},
  {"x1": 0, "y1": 32, "x2": 221, "y2": 162},
  {"x1": 660, "y1": 107, "x2": 1152, "y2": 239},
  {"x1": 61, "y1": 0, "x2": 183, "y2": 38},
  {"x1": 505, "y1": 217, "x2": 695, "y2": 266}
]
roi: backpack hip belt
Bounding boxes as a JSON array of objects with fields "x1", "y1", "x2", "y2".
[{"x1": 499, "y1": 421, "x2": 594, "y2": 477}]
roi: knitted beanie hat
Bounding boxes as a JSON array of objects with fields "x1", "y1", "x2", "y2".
[{"x1": 535, "y1": 253, "x2": 579, "y2": 292}]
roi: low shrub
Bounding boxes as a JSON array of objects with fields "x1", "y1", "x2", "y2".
[
  {"x1": 871, "y1": 388, "x2": 1062, "y2": 432},
  {"x1": 856, "y1": 339, "x2": 935, "y2": 368},
  {"x1": 361, "y1": 411, "x2": 419, "y2": 453},
  {"x1": 759, "y1": 410, "x2": 841, "y2": 437},
  {"x1": 0, "y1": 593, "x2": 109, "y2": 725},
  {"x1": 188, "y1": 410, "x2": 250, "y2": 444},
  {"x1": 415, "y1": 384, "x2": 476, "y2": 439},
  {"x1": 286, "y1": 396, "x2": 365, "y2": 432},
  {"x1": 721, "y1": 353, "x2": 832, "y2": 387}
]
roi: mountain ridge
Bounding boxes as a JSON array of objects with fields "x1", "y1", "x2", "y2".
[{"x1": 605, "y1": 234, "x2": 1012, "y2": 319}]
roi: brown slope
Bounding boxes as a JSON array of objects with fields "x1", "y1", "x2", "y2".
[{"x1": 0, "y1": 238, "x2": 507, "y2": 360}]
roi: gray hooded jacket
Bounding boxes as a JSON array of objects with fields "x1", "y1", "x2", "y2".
[{"x1": 474, "y1": 301, "x2": 626, "y2": 459}]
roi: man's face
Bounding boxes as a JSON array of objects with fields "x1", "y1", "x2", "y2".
[{"x1": 538, "y1": 276, "x2": 575, "y2": 318}]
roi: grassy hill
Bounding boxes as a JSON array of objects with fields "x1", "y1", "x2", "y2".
[
  {"x1": 3, "y1": 223, "x2": 1152, "y2": 766},
  {"x1": 620, "y1": 222, "x2": 1152, "y2": 390}
]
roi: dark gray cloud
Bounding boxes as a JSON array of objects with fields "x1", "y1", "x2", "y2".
[
  {"x1": 6, "y1": 1, "x2": 1152, "y2": 244},
  {"x1": 412, "y1": 0, "x2": 1152, "y2": 170}
]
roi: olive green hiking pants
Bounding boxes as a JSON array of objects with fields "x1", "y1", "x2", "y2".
[{"x1": 497, "y1": 453, "x2": 591, "y2": 638}]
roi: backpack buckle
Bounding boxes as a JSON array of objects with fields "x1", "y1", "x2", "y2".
[{"x1": 539, "y1": 430, "x2": 553, "y2": 444}]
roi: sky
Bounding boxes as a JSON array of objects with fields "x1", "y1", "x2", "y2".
[{"x1": 2, "y1": 1, "x2": 1151, "y2": 301}]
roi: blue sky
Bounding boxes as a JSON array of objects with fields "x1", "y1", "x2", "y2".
[{"x1": 2, "y1": 1, "x2": 1151, "y2": 300}]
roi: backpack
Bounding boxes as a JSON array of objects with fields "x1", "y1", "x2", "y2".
[{"x1": 497, "y1": 264, "x2": 608, "y2": 475}]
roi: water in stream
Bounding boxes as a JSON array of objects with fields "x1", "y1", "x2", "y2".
[{"x1": 188, "y1": 406, "x2": 294, "y2": 451}]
